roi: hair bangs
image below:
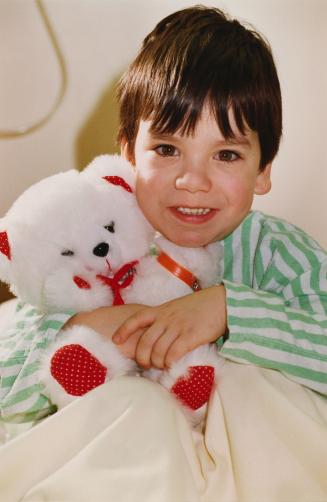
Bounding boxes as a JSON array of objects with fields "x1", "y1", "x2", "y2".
[{"x1": 144, "y1": 49, "x2": 258, "y2": 143}]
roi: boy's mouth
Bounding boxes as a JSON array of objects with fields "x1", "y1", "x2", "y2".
[
  {"x1": 176, "y1": 207, "x2": 211, "y2": 215},
  {"x1": 170, "y1": 206, "x2": 217, "y2": 223}
]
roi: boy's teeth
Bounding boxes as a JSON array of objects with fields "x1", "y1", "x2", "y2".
[{"x1": 176, "y1": 207, "x2": 211, "y2": 215}]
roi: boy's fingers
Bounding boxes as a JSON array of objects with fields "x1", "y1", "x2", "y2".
[
  {"x1": 135, "y1": 324, "x2": 165, "y2": 368},
  {"x1": 165, "y1": 337, "x2": 192, "y2": 368},
  {"x1": 150, "y1": 329, "x2": 180, "y2": 369},
  {"x1": 113, "y1": 309, "x2": 156, "y2": 344}
]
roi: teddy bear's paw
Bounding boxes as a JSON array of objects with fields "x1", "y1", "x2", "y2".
[
  {"x1": 39, "y1": 325, "x2": 139, "y2": 408},
  {"x1": 170, "y1": 365, "x2": 215, "y2": 410},
  {"x1": 50, "y1": 344, "x2": 107, "y2": 396},
  {"x1": 157, "y1": 344, "x2": 224, "y2": 419}
]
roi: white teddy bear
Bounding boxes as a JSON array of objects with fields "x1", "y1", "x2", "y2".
[{"x1": 0, "y1": 155, "x2": 223, "y2": 422}]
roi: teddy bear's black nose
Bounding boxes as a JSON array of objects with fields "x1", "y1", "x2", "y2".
[{"x1": 93, "y1": 242, "x2": 109, "y2": 257}]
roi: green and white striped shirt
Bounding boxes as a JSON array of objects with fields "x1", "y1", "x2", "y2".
[
  {"x1": 221, "y1": 211, "x2": 327, "y2": 395},
  {"x1": 1, "y1": 211, "x2": 327, "y2": 423}
]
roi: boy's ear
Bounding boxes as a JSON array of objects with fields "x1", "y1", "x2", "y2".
[
  {"x1": 120, "y1": 139, "x2": 135, "y2": 166},
  {"x1": 254, "y1": 163, "x2": 272, "y2": 195}
]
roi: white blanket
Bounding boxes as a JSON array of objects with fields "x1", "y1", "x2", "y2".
[{"x1": 0, "y1": 359, "x2": 327, "y2": 502}]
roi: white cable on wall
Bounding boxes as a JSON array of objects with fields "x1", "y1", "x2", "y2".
[{"x1": 0, "y1": 0, "x2": 67, "y2": 139}]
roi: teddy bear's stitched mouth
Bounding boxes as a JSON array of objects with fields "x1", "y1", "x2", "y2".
[
  {"x1": 105, "y1": 258, "x2": 113, "y2": 276},
  {"x1": 117, "y1": 266, "x2": 137, "y2": 285}
]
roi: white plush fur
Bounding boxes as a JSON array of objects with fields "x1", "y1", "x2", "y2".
[
  {"x1": 0, "y1": 154, "x2": 224, "y2": 420},
  {"x1": 127, "y1": 237, "x2": 222, "y2": 305}
]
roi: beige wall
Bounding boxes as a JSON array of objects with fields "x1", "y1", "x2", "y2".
[{"x1": 0, "y1": 0, "x2": 326, "y2": 248}]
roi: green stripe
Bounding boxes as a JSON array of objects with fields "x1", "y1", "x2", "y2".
[
  {"x1": 220, "y1": 347, "x2": 327, "y2": 384},
  {"x1": 228, "y1": 315, "x2": 327, "y2": 343},
  {"x1": 241, "y1": 215, "x2": 251, "y2": 286},
  {"x1": 228, "y1": 296, "x2": 327, "y2": 327},
  {"x1": 280, "y1": 228, "x2": 321, "y2": 270},
  {"x1": 310, "y1": 266, "x2": 321, "y2": 292},
  {"x1": 229, "y1": 296, "x2": 283, "y2": 311},
  {"x1": 24, "y1": 331, "x2": 37, "y2": 341},
  {"x1": 1, "y1": 403, "x2": 57, "y2": 424},
  {"x1": 25, "y1": 308, "x2": 39, "y2": 317},
  {"x1": 273, "y1": 239, "x2": 305, "y2": 277},
  {"x1": 39, "y1": 319, "x2": 66, "y2": 331},
  {"x1": 1, "y1": 383, "x2": 43, "y2": 408},
  {"x1": 0, "y1": 375, "x2": 17, "y2": 388},
  {"x1": 260, "y1": 261, "x2": 288, "y2": 290},
  {"x1": 253, "y1": 238, "x2": 265, "y2": 288},
  {"x1": 28, "y1": 393, "x2": 52, "y2": 413},
  {"x1": 0, "y1": 355, "x2": 26, "y2": 367},
  {"x1": 225, "y1": 280, "x2": 274, "y2": 297},
  {"x1": 35, "y1": 338, "x2": 54, "y2": 350},
  {"x1": 16, "y1": 321, "x2": 27, "y2": 329},
  {"x1": 20, "y1": 362, "x2": 40, "y2": 378},
  {"x1": 223, "y1": 232, "x2": 234, "y2": 282},
  {"x1": 226, "y1": 332, "x2": 327, "y2": 361}
]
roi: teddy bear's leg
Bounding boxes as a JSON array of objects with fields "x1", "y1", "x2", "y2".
[
  {"x1": 40, "y1": 325, "x2": 138, "y2": 408},
  {"x1": 153, "y1": 344, "x2": 223, "y2": 415}
]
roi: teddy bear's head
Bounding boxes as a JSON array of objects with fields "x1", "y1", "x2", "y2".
[{"x1": 0, "y1": 155, "x2": 153, "y2": 312}]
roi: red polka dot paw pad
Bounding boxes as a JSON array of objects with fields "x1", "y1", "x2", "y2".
[
  {"x1": 171, "y1": 366, "x2": 215, "y2": 410},
  {"x1": 50, "y1": 344, "x2": 107, "y2": 396}
]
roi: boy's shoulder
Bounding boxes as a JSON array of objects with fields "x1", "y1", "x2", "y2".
[{"x1": 245, "y1": 210, "x2": 326, "y2": 256}]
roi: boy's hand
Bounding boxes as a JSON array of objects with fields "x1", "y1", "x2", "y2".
[
  {"x1": 63, "y1": 304, "x2": 145, "y2": 360},
  {"x1": 112, "y1": 285, "x2": 227, "y2": 369}
]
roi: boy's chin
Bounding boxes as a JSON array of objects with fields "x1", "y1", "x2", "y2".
[{"x1": 164, "y1": 231, "x2": 220, "y2": 248}]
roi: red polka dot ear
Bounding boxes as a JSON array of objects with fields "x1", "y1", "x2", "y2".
[
  {"x1": 0, "y1": 231, "x2": 11, "y2": 260},
  {"x1": 102, "y1": 176, "x2": 133, "y2": 193}
]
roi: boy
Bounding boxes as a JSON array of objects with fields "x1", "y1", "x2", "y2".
[{"x1": 1, "y1": 5, "x2": 327, "y2": 424}]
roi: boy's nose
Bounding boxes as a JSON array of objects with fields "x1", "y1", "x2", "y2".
[{"x1": 175, "y1": 167, "x2": 211, "y2": 192}]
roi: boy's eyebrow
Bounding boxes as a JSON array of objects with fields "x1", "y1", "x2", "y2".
[
  {"x1": 149, "y1": 131, "x2": 252, "y2": 147},
  {"x1": 149, "y1": 132, "x2": 180, "y2": 141},
  {"x1": 222, "y1": 135, "x2": 251, "y2": 147}
]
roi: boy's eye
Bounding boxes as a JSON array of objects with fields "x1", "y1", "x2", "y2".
[
  {"x1": 216, "y1": 150, "x2": 240, "y2": 162},
  {"x1": 154, "y1": 144, "x2": 178, "y2": 157}
]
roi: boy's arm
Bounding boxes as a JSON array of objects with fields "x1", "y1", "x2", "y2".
[
  {"x1": 0, "y1": 303, "x2": 72, "y2": 423},
  {"x1": 220, "y1": 221, "x2": 327, "y2": 397}
]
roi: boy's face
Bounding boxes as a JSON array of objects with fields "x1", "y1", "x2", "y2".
[{"x1": 122, "y1": 106, "x2": 271, "y2": 247}]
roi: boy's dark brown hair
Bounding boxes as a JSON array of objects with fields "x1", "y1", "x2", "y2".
[{"x1": 117, "y1": 5, "x2": 282, "y2": 169}]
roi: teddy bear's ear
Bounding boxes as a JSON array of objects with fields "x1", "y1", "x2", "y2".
[
  {"x1": 0, "y1": 226, "x2": 12, "y2": 284},
  {"x1": 102, "y1": 176, "x2": 133, "y2": 193},
  {"x1": 82, "y1": 154, "x2": 136, "y2": 193},
  {"x1": 0, "y1": 230, "x2": 11, "y2": 261}
]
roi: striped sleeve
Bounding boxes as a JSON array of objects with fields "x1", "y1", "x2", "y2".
[
  {"x1": 0, "y1": 303, "x2": 73, "y2": 423},
  {"x1": 220, "y1": 213, "x2": 327, "y2": 396}
]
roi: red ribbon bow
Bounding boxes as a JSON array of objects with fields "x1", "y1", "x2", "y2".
[{"x1": 96, "y1": 260, "x2": 139, "y2": 305}]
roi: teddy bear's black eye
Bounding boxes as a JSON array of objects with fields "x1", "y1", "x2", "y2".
[
  {"x1": 104, "y1": 222, "x2": 115, "y2": 233},
  {"x1": 61, "y1": 249, "x2": 74, "y2": 256}
]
